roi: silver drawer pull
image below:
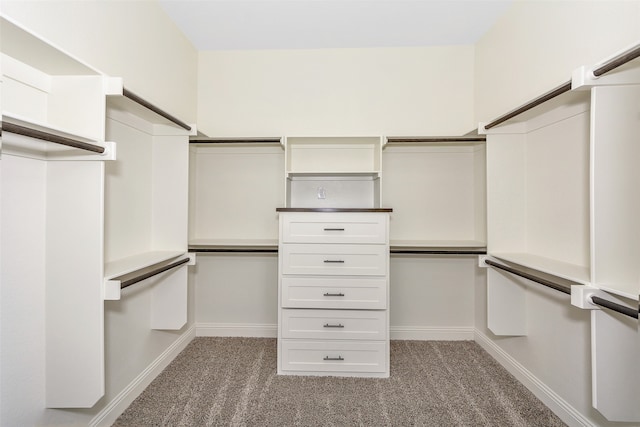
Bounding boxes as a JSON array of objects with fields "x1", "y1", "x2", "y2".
[
  {"x1": 323, "y1": 292, "x2": 345, "y2": 297},
  {"x1": 324, "y1": 260, "x2": 345, "y2": 263},
  {"x1": 323, "y1": 323, "x2": 345, "y2": 328},
  {"x1": 323, "y1": 228, "x2": 345, "y2": 231},
  {"x1": 323, "y1": 356, "x2": 344, "y2": 361}
]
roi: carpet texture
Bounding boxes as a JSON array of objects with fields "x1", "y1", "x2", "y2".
[{"x1": 114, "y1": 337, "x2": 566, "y2": 426}]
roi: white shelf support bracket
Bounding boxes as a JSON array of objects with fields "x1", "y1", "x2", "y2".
[
  {"x1": 478, "y1": 254, "x2": 491, "y2": 268},
  {"x1": 570, "y1": 285, "x2": 607, "y2": 310},
  {"x1": 103, "y1": 279, "x2": 122, "y2": 301},
  {"x1": 187, "y1": 252, "x2": 197, "y2": 266},
  {"x1": 572, "y1": 42, "x2": 640, "y2": 90}
]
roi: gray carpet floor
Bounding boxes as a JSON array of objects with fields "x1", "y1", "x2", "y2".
[{"x1": 114, "y1": 337, "x2": 566, "y2": 426}]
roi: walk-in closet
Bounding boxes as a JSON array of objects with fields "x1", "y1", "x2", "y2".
[{"x1": 1, "y1": 1, "x2": 639, "y2": 426}]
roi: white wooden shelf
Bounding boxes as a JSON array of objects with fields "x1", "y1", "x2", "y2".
[
  {"x1": 391, "y1": 239, "x2": 486, "y2": 248},
  {"x1": 491, "y1": 252, "x2": 590, "y2": 286},
  {"x1": 188, "y1": 239, "x2": 279, "y2": 252},
  {"x1": 285, "y1": 136, "x2": 382, "y2": 175},
  {"x1": 104, "y1": 250, "x2": 186, "y2": 280}
]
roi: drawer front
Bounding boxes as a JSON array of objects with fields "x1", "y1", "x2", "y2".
[
  {"x1": 281, "y1": 277, "x2": 387, "y2": 309},
  {"x1": 281, "y1": 244, "x2": 387, "y2": 276},
  {"x1": 281, "y1": 213, "x2": 387, "y2": 244},
  {"x1": 280, "y1": 340, "x2": 387, "y2": 373},
  {"x1": 281, "y1": 309, "x2": 387, "y2": 340}
]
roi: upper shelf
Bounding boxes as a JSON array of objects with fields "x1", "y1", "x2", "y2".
[
  {"x1": 106, "y1": 81, "x2": 196, "y2": 136},
  {"x1": 1, "y1": 16, "x2": 100, "y2": 76},
  {"x1": 285, "y1": 136, "x2": 382, "y2": 175}
]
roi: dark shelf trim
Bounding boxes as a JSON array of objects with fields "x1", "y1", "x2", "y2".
[
  {"x1": 189, "y1": 138, "x2": 281, "y2": 144},
  {"x1": 391, "y1": 250, "x2": 487, "y2": 255},
  {"x1": 276, "y1": 208, "x2": 393, "y2": 213},
  {"x1": 386, "y1": 137, "x2": 486, "y2": 143},
  {"x1": 189, "y1": 248, "x2": 278, "y2": 253}
]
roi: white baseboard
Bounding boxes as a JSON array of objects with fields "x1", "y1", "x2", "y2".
[
  {"x1": 89, "y1": 325, "x2": 196, "y2": 427},
  {"x1": 196, "y1": 322, "x2": 277, "y2": 338},
  {"x1": 390, "y1": 326, "x2": 474, "y2": 341},
  {"x1": 474, "y1": 329, "x2": 594, "y2": 427}
]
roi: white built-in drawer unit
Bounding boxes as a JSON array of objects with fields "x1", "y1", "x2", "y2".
[{"x1": 277, "y1": 209, "x2": 390, "y2": 378}]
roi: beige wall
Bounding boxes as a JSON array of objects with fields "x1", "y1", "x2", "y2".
[
  {"x1": 2, "y1": 0, "x2": 198, "y2": 123},
  {"x1": 198, "y1": 46, "x2": 475, "y2": 137},
  {"x1": 475, "y1": 0, "x2": 640, "y2": 123}
]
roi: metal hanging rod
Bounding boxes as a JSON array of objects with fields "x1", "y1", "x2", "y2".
[
  {"x1": 593, "y1": 44, "x2": 640, "y2": 77},
  {"x1": 484, "y1": 81, "x2": 573, "y2": 130},
  {"x1": 189, "y1": 138, "x2": 282, "y2": 144},
  {"x1": 484, "y1": 43, "x2": 640, "y2": 130},
  {"x1": 2, "y1": 122, "x2": 105, "y2": 154},
  {"x1": 484, "y1": 259, "x2": 572, "y2": 295},
  {"x1": 391, "y1": 249, "x2": 487, "y2": 255},
  {"x1": 386, "y1": 137, "x2": 486, "y2": 143},
  {"x1": 189, "y1": 248, "x2": 278, "y2": 253},
  {"x1": 122, "y1": 88, "x2": 192, "y2": 131},
  {"x1": 590, "y1": 296, "x2": 639, "y2": 319},
  {"x1": 120, "y1": 257, "x2": 190, "y2": 289}
]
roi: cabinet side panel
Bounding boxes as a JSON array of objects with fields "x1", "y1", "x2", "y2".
[
  {"x1": 1, "y1": 155, "x2": 47, "y2": 425},
  {"x1": 591, "y1": 85, "x2": 640, "y2": 299},
  {"x1": 46, "y1": 161, "x2": 104, "y2": 407}
]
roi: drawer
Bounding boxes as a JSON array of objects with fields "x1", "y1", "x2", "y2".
[
  {"x1": 281, "y1": 277, "x2": 387, "y2": 309},
  {"x1": 280, "y1": 340, "x2": 387, "y2": 374},
  {"x1": 281, "y1": 244, "x2": 387, "y2": 276},
  {"x1": 281, "y1": 309, "x2": 387, "y2": 340},
  {"x1": 281, "y1": 212, "x2": 387, "y2": 244}
]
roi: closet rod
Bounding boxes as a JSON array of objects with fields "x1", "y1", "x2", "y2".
[
  {"x1": 484, "y1": 81, "x2": 572, "y2": 130},
  {"x1": 189, "y1": 138, "x2": 281, "y2": 144},
  {"x1": 593, "y1": 44, "x2": 640, "y2": 77},
  {"x1": 386, "y1": 137, "x2": 486, "y2": 143},
  {"x1": 122, "y1": 88, "x2": 192, "y2": 131},
  {"x1": 120, "y1": 257, "x2": 190, "y2": 289},
  {"x1": 484, "y1": 259, "x2": 572, "y2": 295},
  {"x1": 189, "y1": 248, "x2": 278, "y2": 253},
  {"x1": 590, "y1": 296, "x2": 639, "y2": 319},
  {"x1": 2, "y1": 122, "x2": 105, "y2": 154},
  {"x1": 391, "y1": 250, "x2": 487, "y2": 255}
]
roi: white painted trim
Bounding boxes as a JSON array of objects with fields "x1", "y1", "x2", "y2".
[
  {"x1": 88, "y1": 325, "x2": 196, "y2": 427},
  {"x1": 474, "y1": 329, "x2": 595, "y2": 427},
  {"x1": 196, "y1": 322, "x2": 278, "y2": 338},
  {"x1": 390, "y1": 326, "x2": 474, "y2": 341}
]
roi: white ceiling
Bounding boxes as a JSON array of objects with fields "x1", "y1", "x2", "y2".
[{"x1": 159, "y1": 0, "x2": 513, "y2": 51}]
